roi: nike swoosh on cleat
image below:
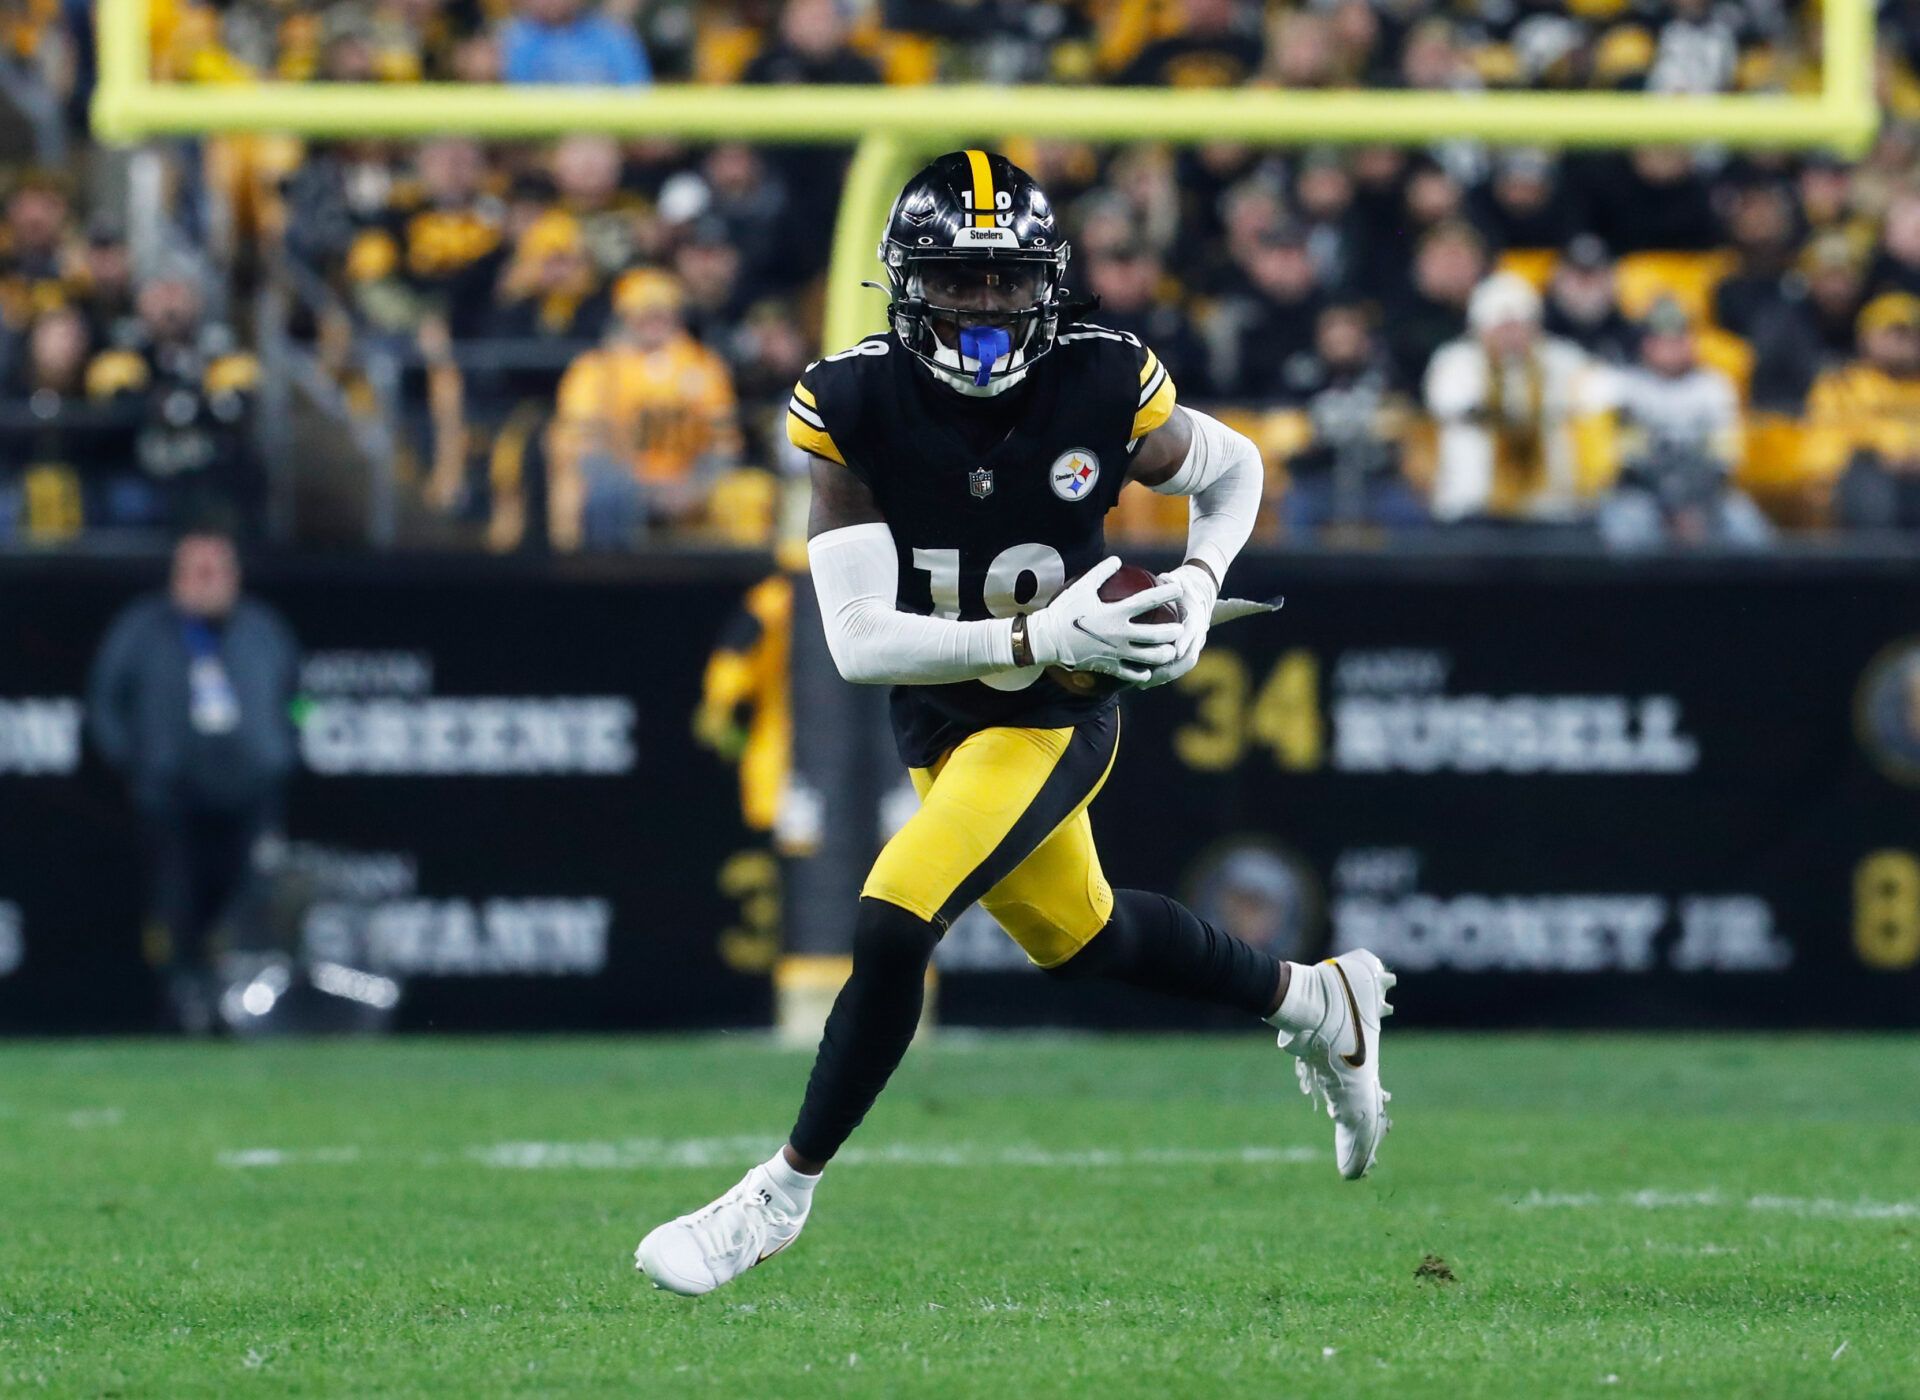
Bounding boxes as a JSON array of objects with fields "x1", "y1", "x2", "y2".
[
  {"x1": 754, "y1": 1236, "x2": 796, "y2": 1267},
  {"x1": 1330, "y1": 962, "x2": 1367, "y2": 1069}
]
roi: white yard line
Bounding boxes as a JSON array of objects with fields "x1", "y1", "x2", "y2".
[
  {"x1": 217, "y1": 1147, "x2": 363, "y2": 1168},
  {"x1": 1510, "y1": 1188, "x2": 1920, "y2": 1221},
  {"x1": 215, "y1": 1137, "x2": 1317, "y2": 1171},
  {"x1": 472, "y1": 1138, "x2": 1322, "y2": 1170}
]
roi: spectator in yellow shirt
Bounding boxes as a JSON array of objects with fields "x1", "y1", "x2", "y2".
[
  {"x1": 1813, "y1": 293, "x2": 1920, "y2": 530},
  {"x1": 548, "y1": 267, "x2": 742, "y2": 549}
]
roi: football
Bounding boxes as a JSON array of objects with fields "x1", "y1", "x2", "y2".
[{"x1": 1044, "y1": 563, "x2": 1181, "y2": 697}]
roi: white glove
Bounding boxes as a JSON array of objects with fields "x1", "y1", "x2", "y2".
[
  {"x1": 1139, "y1": 563, "x2": 1219, "y2": 689},
  {"x1": 1025, "y1": 556, "x2": 1182, "y2": 683}
]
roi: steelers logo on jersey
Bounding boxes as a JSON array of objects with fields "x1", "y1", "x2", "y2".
[{"x1": 1048, "y1": 449, "x2": 1100, "y2": 502}]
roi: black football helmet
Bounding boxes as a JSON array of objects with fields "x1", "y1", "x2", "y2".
[{"x1": 878, "y1": 150, "x2": 1072, "y2": 397}]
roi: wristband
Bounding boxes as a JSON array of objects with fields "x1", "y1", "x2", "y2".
[{"x1": 1010, "y1": 613, "x2": 1035, "y2": 668}]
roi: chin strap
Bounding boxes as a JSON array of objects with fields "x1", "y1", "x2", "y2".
[{"x1": 1055, "y1": 292, "x2": 1102, "y2": 326}]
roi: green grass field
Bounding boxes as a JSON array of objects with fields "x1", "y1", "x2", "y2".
[{"x1": 2, "y1": 1033, "x2": 1917, "y2": 1398}]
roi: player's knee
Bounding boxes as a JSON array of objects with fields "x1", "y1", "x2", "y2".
[
  {"x1": 1039, "y1": 906, "x2": 1131, "y2": 982},
  {"x1": 852, "y1": 896, "x2": 942, "y2": 980}
]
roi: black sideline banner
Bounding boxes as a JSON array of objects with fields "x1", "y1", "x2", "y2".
[
  {"x1": 939, "y1": 555, "x2": 1920, "y2": 1029},
  {"x1": 0, "y1": 556, "x2": 773, "y2": 1032},
  {"x1": 3, "y1": 553, "x2": 1918, "y2": 1032}
]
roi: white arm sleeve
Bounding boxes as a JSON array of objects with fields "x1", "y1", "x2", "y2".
[
  {"x1": 808, "y1": 522, "x2": 1016, "y2": 685},
  {"x1": 1146, "y1": 407, "x2": 1263, "y2": 585}
]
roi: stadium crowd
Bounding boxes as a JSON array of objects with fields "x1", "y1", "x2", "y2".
[{"x1": 4, "y1": 0, "x2": 1920, "y2": 547}]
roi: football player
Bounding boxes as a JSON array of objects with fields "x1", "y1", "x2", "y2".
[{"x1": 639, "y1": 152, "x2": 1394, "y2": 1296}]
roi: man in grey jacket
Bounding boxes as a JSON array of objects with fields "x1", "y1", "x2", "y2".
[{"x1": 88, "y1": 528, "x2": 300, "y2": 1032}]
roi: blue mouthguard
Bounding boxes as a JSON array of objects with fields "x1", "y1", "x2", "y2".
[{"x1": 959, "y1": 325, "x2": 1013, "y2": 386}]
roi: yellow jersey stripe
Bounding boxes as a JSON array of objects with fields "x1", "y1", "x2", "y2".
[
  {"x1": 964, "y1": 148, "x2": 996, "y2": 230},
  {"x1": 793, "y1": 381, "x2": 817, "y2": 408},
  {"x1": 1130, "y1": 369, "x2": 1178, "y2": 440},
  {"x1": 786, "y1": 410, "x2": 846, "y2": 465},
  {"x1": 1138, "y1": 348, "x2": 1160, "y2": 387},
  {"x1": 1138, "y1": 360, "x2": 1168, "y2": 408}
]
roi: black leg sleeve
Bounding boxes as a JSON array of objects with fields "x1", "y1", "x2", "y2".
[
  {"x1": 788, "y1": 897, "x2": 942, "y2": 1165},
  {"x1": 1045, "y1": 889, "x2": 1281, "y2": 1019}
]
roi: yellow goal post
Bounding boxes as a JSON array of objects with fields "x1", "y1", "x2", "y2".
[{"x1": 94, "y1": 0, "x2": 1877, "y2": 350}]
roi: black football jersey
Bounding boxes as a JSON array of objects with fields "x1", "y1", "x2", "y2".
[{"x1": 788, "y1": 326, "x2": 1178, "y2": 768}]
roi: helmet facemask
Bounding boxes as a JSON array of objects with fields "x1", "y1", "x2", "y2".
[{"x1": 886, "y1": 251, "x2": 1068, "y2": 397}]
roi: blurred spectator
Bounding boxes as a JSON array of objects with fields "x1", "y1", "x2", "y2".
[
  {"x1": 743, "y1": 0, "x2": 881, "y2": 285},
  {"x1": 499, "y1": 0, "x2": 651, "y2": 85},
  {"x1": 1713, "y1": 184, "x2": 1803, "y2": 339},
  {"x1": 12, "y1": 305, "x2": 91, "y2": 402},
  {"x1": 1868, "y1": 189, "x2": 1920, "y2": 300},
  {"x1": 0, "y1": 174, "x2": 80, "y2": 336},
  {"x1": 279, "y1": 141, "x2": 392, "y2": 283},
  {"x1": 1173, "y1": 143, "x2": 1268, "y2": 255},
  {"x1": 1398, "y1": 17, "x2": 1474, "y2": 92},
  {"x1": 345, "y1": 138, "x2": 505, "y2": 338},
  {"x1": 1119, "y1": 0, "x2": 1262, "y2": 88},
  {"x1": 1325, "y1": 0, "x2": 1382, "y2": 84},
  {"x1": 548, "y1": 268, "x2": 741, "y2": 549},
  {"x1": 1796, "y1": 154, "x2": 1865, "y2": 248},
  {"x1": 1645, "y1": 0, "x2": 1740, "y2": 95},
  {"x1": 701, "y1": 144, "x2": 789, "y2": 294},
  {"x1": 1544, "y1": 234, "x2": 1639, "y2": 366},
  {"x1": 549, "y1": 135, "x2": 652, "y2": 279},
  {"x1": 1748, "y1": 231, "x2": 1869, "y2": 411},
  {"x1": 488, "y1": 210, "x2": 608, "y2": 340},
  {"x1": 1267, "y1": 8, "x2": 1339, "y2": 88},
  {"x1": 1223, "y1": 222, "x2": 1323, "y2": 399},
  {"x1": 1104, "y1": 146, "x2": 1183, "y2": 257},
  {"x1": 87, "y1": 527, "x2": 300, "y2": 1033},
  {"x1": 1577, "y1": 148, "x2": 1721, "y2": 253},
  {"x1": 1811, "y1": 294, "x2": 1920, "y2": 530},
  {"x1": 1600, "y1": 299, "x2": 1770, "y2": 549},
  {"x1": 674, "y1": 218, "x2": 750, "y2": 348},
  {"x1": 1425, "y1": 272, "x2": 1609, "y2": 524},
  {"x1": 1180, "y1": 175, "x2": 1278, "y2": 299},
  {"x1": 1476, "y1": 149, "x2": 1582, "y2": 253},
  {"x1": 1279, "y1": 303, "x2": 1421, "y2": 535},
  {"x1": 1403, "y1": 155, "x2": 1468, "y2": 234},
  {"x1": 86, "y1": 270, "x2": 262, "y2": 532},
  {"x1": 450, "y1": 32, "x2": 503, "y2": 82},
  {"x1": 1345, "y1": 145, "x2": 1410, "y2": 298},
  {"x1": 1291, "y1": 148, "x2": 1359, "y2": 290},
  {"x1": 1082, "y1": 240, "x2": 1211, "y2": 397},
  {"x1": 0, "y1": 306, "x2": 132, "y2": 541},
  {"x1": 75, "y1": 224, "x2": 135, "y2": 346},
  {"x1": 1385, "y1": 220, "x2": 1486, "y2": 387},
  {"x1": 729, "y1": 299, "x2": 815, "y2": 408}
]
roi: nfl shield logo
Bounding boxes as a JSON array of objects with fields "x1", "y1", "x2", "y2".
[{"x1": 968, "y1": 467, "x2": 995, "y2": 499}]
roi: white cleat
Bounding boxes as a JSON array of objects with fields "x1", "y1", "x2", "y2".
[
  {"x1": 636, "y1": 1164, "x2": 809, "y2": 1297},
  {"x1": 1276, "y1": 949, "x2": 1396, "y2": 1180}
]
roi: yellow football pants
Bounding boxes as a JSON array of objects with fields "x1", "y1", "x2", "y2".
[{"x1": 861, "y1": 711, "x2": 1119, "y2": 968}]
